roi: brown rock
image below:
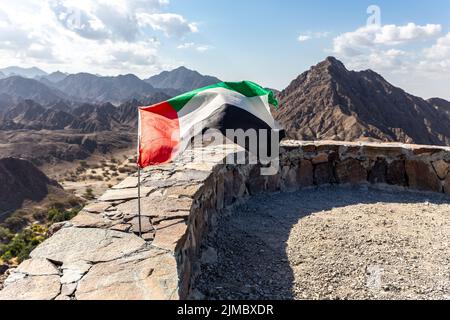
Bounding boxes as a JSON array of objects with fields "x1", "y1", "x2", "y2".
[
  {"x1": 405, "y1": 160, "x2": 442, "y2": 192},
  {"x1": 83, "y1": 202, "x2": 111, "y2": 214},
  {"x1": 443, "y1": 174, "x2": 450, "y2": 195},
  {"x1": 432, "y1": 160, "x2": 449, "y2": 180},
  {"x1": 76, "y1": 249, "x2": 179, "y2": 300},
  {"x1": 165, "y1": 184, "x2": 203, "y2": 199},
  {"x1": 71, "y1": 212, "x2": 112, "y2": 228},
  {"x1": 298, "y1": 160, "x2": 313, "y2": 187},
  {"x1": 266, "y1": 172, "x2": 281, "y2": 192},
  {"x1": 311, "y1": 153, "x2": 328, "y2": 165},
  {"x1": 246, "y1": 166, "x2": 267, "y2": 195},
  {"x1": 369, "y1": 159, "x2": 387, "y2": 184},
  {"x1": 152, "y1": 219, "x2": 188, "y2": 252},
  {"x1": 0, "y1": 275, "x2": 61, "y2": 300},
  {"x1": 110, "y1": 224, "x2": 131, "y2": 233},
  {"x1": 386, "y1": 160, "x2": 407, "y2": 186},
  {"x1": 314, "y1": 163, "x2": 333, "y2": 185},
  {"x1": 130, "y1": 216, "x2": 154, "y2": 234},
  {"x1": 335, "y1": 159, "x2": 367, "y2": 184}
]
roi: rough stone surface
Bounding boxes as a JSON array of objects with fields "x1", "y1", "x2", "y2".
[
  {"x1": 153, "y1": 219, "x2": 188, "y2": 252},
  {"x1": 83, "y1": 202, "x2": 111, "y2": 213},
  {"x1": 14, "y1": 258, "x2": 59, "y2": 276},
  {"x1": 99, "y1": 187, "x2": 155, "y2": 202},
  {"x1": 406, "y1": 160, "x2": 442, "y2": 192},
  {"x1": 336, "y1": 159, "x2": 367, "y2": 184},
  {"x1": 30, "y1": 228, "x2": 146, "y2": 264},
  {"x1": 432, "y1": 160, "x2": 449, "y2": 180},
  {"x1": 0, "y1": 275, "x2": 61, "y2": 300},
  {"x1": 386, "y1": 160, "x2": 407, "y2": 186},
  {"x1": 76, "y1": 249, "x2": 179, "y2": 300}
]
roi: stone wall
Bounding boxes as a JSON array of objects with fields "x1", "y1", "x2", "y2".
[{"x1": 1, "y1": 141, "x2": 449, "y2": 300}]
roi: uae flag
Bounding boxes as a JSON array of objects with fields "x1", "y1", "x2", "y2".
[{"x1": 138, "y1": 81, "x2": 283, "y2": 168}]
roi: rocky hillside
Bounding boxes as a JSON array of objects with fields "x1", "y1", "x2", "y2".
[
  {"x1": 274, "y1": 57, "x2": 450, "y2": 146},
  {"x1": 0, "y1": 158, "x2": 62, "y2": 214},
  {"x1": 145, "y1": 66, "x2": 221, "y2": 92}
]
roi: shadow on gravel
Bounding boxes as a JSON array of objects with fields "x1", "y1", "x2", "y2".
[{"x1": 192, "y1": 185, "x2": 450, "y2": 300}]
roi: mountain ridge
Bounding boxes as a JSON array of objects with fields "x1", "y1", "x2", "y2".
[{"x1": 274, "y1": 57, "x2": 450, "y2": 146}]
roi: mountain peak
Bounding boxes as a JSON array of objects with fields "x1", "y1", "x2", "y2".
[
  {"x1": 275, "y1": 58, "x2": 450, "y2": 146},
  {"x1": 145, "y1": 67, "x2": 221, "y2": 92}
]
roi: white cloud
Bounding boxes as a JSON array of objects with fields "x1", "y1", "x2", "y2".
[
  {"x1": 298, "y1": 31, "x2": 329, "y2": 43},
  {"x1": 177, "y1": 42, "x2": 195, "y2": 49},
  {"x1": 298, "y1": 35, "x2": 311, "y2": 42},
  {"x1": 0, "y1": 0, "x2": 198, "y2": 77},
  {"x1": 333, "y1": 23, "x2": 442, "y2": 56},
  {"x1": 425, "y1": 32, "x2": 450, "y2": 60},
  {"x1": 137, "y1": 13, "x2": 198, "y2": 37},
  {"x1": 177, "y1": 42, "x2": 213, "y2": 53}
]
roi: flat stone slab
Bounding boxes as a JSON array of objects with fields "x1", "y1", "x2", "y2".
[
  {"x1": 71, "y1": 212, "x2": 113, "y2": 228},
  {"x1": 76, "y1": 249, "x2": 179, "y2": 300},
  {"x1": 152, "y1": 219, "x2": 188, "y2": 252},
  {"x1": 115, "y1": 197, "x2": 192, "y2": 218},
  {"x1": 98, "y1": 187, "x2": 156, "y2": 202},
  {"x1": 14, "y1": 258, "x2": 59, "y2": 276},
  {"x1": 0, "y1": 275, "x2": 61, "y2": 300},
  {"x1": 112, "y1": 177, "x2": 139, "y2": 189},
  {"x1": 83, "y1": 202, "x2": 111, "y2": 213},
  {"x1": 30, "y1": 227, "x2": 146, "y2": 264}
]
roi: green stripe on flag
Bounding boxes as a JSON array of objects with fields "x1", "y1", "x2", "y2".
[{"x1": 167, "y1": 80, "x2": 278, "y2": 112}]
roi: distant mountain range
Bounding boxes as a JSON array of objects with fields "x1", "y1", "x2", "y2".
[
  {"x1": 145, "y1": 66, "x2": 221, "y2": 92},
  {"x1": 0, "y1": 66, "x2": 222, "y2": 108},
  {"x1": 274, "y1": 57, "x2": 450, "y2": 146},
  {"x1": 1, "y1": 58, "x2": 450, "y2": 166}
]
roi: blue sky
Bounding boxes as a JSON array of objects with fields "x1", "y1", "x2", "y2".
[{"x1": 0, "y1": 0, "x2": 450, "y2": 98}]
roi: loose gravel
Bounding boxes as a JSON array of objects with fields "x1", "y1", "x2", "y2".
[{"x1": 193, "y1": 186, "x2": 450, "y2": 300}]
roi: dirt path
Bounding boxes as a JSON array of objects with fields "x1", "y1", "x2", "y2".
[{"x1": 193, "y1": 186, "x2": 450, "y2": 300}]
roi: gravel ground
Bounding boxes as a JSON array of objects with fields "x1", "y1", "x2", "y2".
[{"x1": 193, "y1": 186, "x2": 450, "y2": 300}]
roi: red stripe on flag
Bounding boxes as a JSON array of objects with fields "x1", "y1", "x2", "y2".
[{"x1": 138, "y1": 101, "x2": 180, "y2": 168}]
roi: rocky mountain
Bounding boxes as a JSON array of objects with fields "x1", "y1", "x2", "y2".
[
  {"x1": 428, "y1": 98, "x2": 450, "y2": 117},
  {"x1": 274, "y1": 57, "x2": 450, "y2": 146},
  {"x1": 37, "y1": 71, "x2": 68, "y2": 83},
  {"x1": 53, "y1": 73, "x2": 160, "y2": 105},
  {"x1": 0, "y1": 66, "x2": 47, "y2": 79},
  {"x1": 0, "y1": 158, "x2": 61, "y2": 214},
  {"x1": 145, "y1": 66, "x2": 221, "y2": 92},
  {"x1": 0, "y1": 77, "x2": 67, "y2": 107}
]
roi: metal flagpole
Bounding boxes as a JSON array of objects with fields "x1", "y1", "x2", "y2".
[
  {"x1": 137, "y1": 166, "x2": 142, "y2": 238},
  {"x1": 137, "y1": 107, "x2": 142, "y2": 238}
]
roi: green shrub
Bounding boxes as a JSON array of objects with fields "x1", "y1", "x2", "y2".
[
  {"x1": 48, "y1": 207, "x2": 80, "y2": 223},
  {"x1": 0, "y1": 225, "x2": 47, "y2": 263}
]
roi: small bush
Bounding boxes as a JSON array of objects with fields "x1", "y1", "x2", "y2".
[
  {"x1": 3, "y1": 216, "x2": 28, "y2": 233},
  {"x1": 0, "y1": 225, "x2": 47, "y2": 263}
]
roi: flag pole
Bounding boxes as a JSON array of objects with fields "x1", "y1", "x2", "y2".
[
  {"x1": 138, "y1": 165, "x2": 142, "y2": 238},
  {"x1": 137, "y1": 107, "x2": 142, "y2": 238}
]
